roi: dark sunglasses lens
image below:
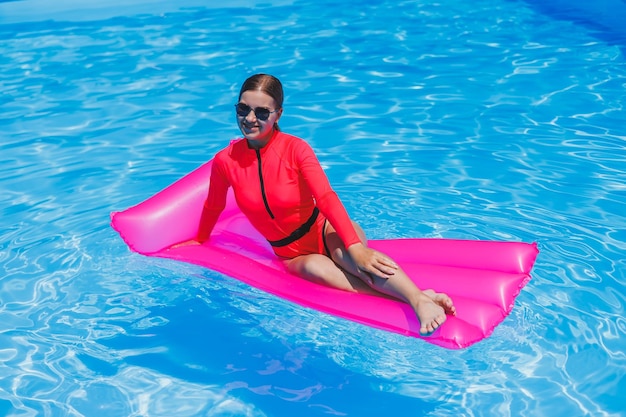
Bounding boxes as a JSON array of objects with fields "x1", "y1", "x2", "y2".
[
  {"x1": 235, "y1": 103, "x2": 250, "y2": 117},
  {"x1": 255, "y1": 108, "x2": 270, "y2": 120}
]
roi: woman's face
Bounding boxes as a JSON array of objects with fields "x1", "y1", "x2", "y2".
[{"x1": 236, "y1": 90, "x2": 282, "y2": 146}]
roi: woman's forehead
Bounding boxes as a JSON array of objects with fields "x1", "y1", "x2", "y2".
[{"x1": 240, "y1": 90, "x2": 276, "y2": 106}]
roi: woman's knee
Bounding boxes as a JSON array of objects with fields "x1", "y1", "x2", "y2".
[
  {"x1": 299, "y1": 256, "x2": 358, "y2": 292},
  {"x1": 288, "y1": 255, "x2": 331, "y2": 279}
]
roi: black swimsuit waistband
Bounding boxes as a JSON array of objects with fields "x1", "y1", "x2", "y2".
[{"x1": 267, "y1": 207, "x2": 319, "y2": 247}]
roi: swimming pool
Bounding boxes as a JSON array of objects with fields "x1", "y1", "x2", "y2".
[{"x1": 1, "y1": 0, "x2": 624, "y2": 416}]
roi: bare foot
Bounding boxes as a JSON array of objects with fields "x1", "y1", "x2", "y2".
[
  {"x1": 422, "y1": 289, "x2": 457, "y2": 316},
  {"x1": 414, "y1": 293, "x2": 447, "y2": 335}
]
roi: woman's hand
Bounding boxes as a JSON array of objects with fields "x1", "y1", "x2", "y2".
[
  {"x1": 170, "y1": 239, "x2": 202, "y2": 249},
  {"x1": 347, "y1": 243, "x2": 398, "y2": 284}
]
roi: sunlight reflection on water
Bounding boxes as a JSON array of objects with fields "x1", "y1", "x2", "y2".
[{"x1": 1, "y1": 0, "x2": 625, "y2": 416}]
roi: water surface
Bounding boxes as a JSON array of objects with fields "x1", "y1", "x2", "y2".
[{"x1": 1, "y1": 0, "x2": 625, "y2": 415}]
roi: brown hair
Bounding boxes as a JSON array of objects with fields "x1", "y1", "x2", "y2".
[{"x1": 238, "y1": 74, "x2": 284, "y2": 130}]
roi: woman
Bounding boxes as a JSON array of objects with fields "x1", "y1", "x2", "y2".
[{"x1": 186, "y1": 74, "x2": 455, "y2": 335}]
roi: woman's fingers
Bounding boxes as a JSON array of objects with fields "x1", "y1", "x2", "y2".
[
  {"x1": 171, "y1": 239, "x2": 201, "y2": 248},
  {"x1": 373, "y1": 253, "x2": 398, "y2": 275},
  {"x1": 364, "y1": 260, "x2": 395, "y2": 279},
  {"x1": 355, "y1": 248, "x2": 399, "y2": 281},
  {"x1": 380, "y1": 257, "x2": 398, "y2": 270}
]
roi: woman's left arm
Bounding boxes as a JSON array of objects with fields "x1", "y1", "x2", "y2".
[
  {"x1": 296, "y1": 141, "x2": 361, "y2": 248},
  {"x1": 296, "y1": 141, "x2": 400, "y2": 278}
]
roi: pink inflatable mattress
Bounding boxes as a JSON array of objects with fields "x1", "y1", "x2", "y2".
[{"x1": 111, "y1": 161, "x2": 538, "y2": 349}]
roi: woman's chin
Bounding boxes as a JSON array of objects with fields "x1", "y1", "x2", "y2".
[{"x1": 241, "y1": 126, "x2": 259, "y2": 137}]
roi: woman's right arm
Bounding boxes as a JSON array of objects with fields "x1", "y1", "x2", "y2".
[{"x1": 196, "y1": 160, "x2": 230, "y2": 243}]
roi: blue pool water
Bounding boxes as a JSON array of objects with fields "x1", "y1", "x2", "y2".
[{"x1": 1, "y1": 0, "x2": 625, "y2": 415}]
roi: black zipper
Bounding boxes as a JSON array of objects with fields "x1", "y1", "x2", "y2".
[{"x1": 255, "y1": 149, "x2": 275, "y2": 219}]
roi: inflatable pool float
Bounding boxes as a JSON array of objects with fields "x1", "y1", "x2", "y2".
[{"x1": 111, "y1": 160, "x2": 538, "y2": 349}]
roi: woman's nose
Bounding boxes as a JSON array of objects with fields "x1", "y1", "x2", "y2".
[{"x1": 245, "y1": 110, "x2": 256, "y2": 122}]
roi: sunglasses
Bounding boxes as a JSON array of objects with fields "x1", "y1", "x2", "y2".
[{"x1": 235, "y1": 103, "x2": 279, "y2": 121}]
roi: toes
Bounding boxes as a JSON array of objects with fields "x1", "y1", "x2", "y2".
[
  {"x1": 420, "y1": 315, "x2": 447, "y2": 335},
  {"x1": 420, "y1": 320, "x2": 435, "y2": 335},
  {"x1": 423, "y1": 291, "x2": 457, "y2": 316}
]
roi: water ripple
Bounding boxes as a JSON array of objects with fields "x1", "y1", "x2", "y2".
[{"x1": 1, "y1": 0, "x2": 626, "y2": 416}]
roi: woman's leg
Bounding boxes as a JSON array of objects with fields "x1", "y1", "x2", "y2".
[
  {"x1": 324, "y1": 221, "x2": 456, "y2": 334},
  {"x1": 284, "y1": 253, "x2": 385, "y2": 297}
]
